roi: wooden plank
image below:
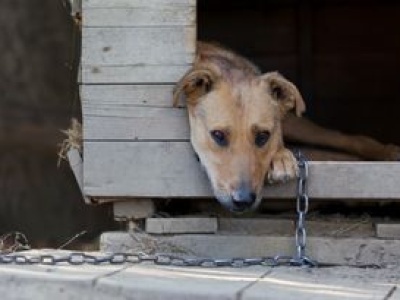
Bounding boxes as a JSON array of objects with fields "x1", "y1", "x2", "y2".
[
  {"x1": 83, "y1": 141, "x2": 400, "y2": 199},
  {"x1": 218, "y1": 218, "x2": 294, "y2": 235},
  {"x1": 145, "y1": 217, "x2": 218, "y2": 234},
  {"x1": 81, "y1": 85, "x2": 186, "y2": 140},
  {"x1": 113, "y1": 200, "x2": 155, "y2": 219},
  {"x1": 81, "y1": 65, "x2": 191, "y2": 84},
  {"x1": 82, "y1": 27, "x2": 195, "y2": 66},
  {"x1": 81, "y1": 25, "x2": 195, "y2": 83},
  {"x1": 84, "y1": 142, "x2": 211, "y2": 197},
  {"x1": 83, "y1": 3, "x2": 195, "y2": 27},
  {"x1": 81, "y1": 85, "x2": 175, "y2": 108},
  {"x1": 82, "y1": 0, "x2": 196, "y2": 9},
  {"x1": 83, "y1": 103, "x2": 188, "y2": 140},
  {"x1": 83, "y1": 107, "x2": 189, "y2": 141}
]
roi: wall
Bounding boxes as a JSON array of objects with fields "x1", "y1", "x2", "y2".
[
  {"x1": 0, "y1": 0, "x2": 112, "y2": 247},
  {"x1": 198, "y1": 0, "x2": 400, "y2": 145}
]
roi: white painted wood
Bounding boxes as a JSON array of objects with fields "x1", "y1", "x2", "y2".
[
  {"x1": 83, "y1": 106, "x2": 188, "y2": 141},
  {"x1": 83, "y1": 5, "x2": 195, "y2": 27},
  {"x1": 81, "y1": 26, "x2": 195, "y2": 83},
  {"x1": 81, "y1": 84, "x2": 174, "y2": 108},
  {"x1": 81, "y1": 85, "x2": 187, "y2": 140},
  {"x1": 67, "y1": 149, "x2": 84, "y2": 192},
  {"x1": 145, "y1": 217, "x2": 218, "y2": 234},
  {"x1": 81, "y1": 64, "x2": 191, "y2": 84},
  {"x1": 82, "y1": 27, "x2": 195, "y2": 66},
  {"x1": 83, "y1": 142, "x2": 211, "y2": 197},
  {"x1": 113, "y1": 200, "x2": 155, "y2": 219},
  {"x1": 83, "y1": 141, "x2": 400, "y2": 199},
  {"x1": 82, "y1": 0, "x2": 196, "y2": 9},
  {"x1": 81, "y1": 85, "x2": 176, "y2": 108},
  {"x1": 67, "y1": 149, "x2": 92, "y2": 204}
]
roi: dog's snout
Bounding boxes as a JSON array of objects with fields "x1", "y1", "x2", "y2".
[{"x1": 232, "y1": 185, "x2": 256, "y2": 211}]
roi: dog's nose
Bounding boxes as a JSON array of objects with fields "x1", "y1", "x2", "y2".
[{"x1": 232, "y1": 187, "x2": 256, "y2": 211}]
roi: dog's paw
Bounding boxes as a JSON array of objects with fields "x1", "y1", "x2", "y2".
[{"x1": 267, "y1": 149, "x2": 298, "y2": 184}]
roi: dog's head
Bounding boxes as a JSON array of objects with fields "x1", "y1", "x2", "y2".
[{"x1": 173, "y1": 67, "x2": 305, "y2": 212}]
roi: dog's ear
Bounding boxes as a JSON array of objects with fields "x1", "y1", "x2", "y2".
[
  {"x1": 173, "y1": 68, "x2": 218, "y2": 107},
  {"x1": 261, "y1": 72, "x2": 306, "y2": 117}
]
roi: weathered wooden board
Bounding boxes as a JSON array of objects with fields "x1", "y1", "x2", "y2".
[
  {"x1": 81, "y1": 65, "x2": 191, "y2": 84},
  {"x1": 81, "y1": 27, "x2": 195, "y2": 84},
  {"x1": 83, "y1": 0, "x2": 196, "y2": 27},
  {"x1": 81, "y1": 0, "x2": 196, "y2": 85},
  {"x1": 84, "y1": 141, "x2": 400, "y2": 199},
  {"x1": 84, "y1": 107, "x2": 189, "y2": 141},
  {"x1": 82, "y1": 0, "x2": 196, "y2": 9},
  {"x1": 84, "y1": 142, "x2": 211, "y2": 197},
  {"x1": 81, "y1": 85, "x2": 175, "y2": 108},
  {"x1": 82, "y1": 85, "x2": 189, "y2": 140},
  {"x1": 82, "y1": 27, "x2": 195, "y2": 66}
]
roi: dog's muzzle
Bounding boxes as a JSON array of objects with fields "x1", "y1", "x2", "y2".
[{"x1": 231, "y1": 184, "x2": 256, "y2": 212}]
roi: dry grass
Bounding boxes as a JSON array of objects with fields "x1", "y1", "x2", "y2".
[{"x1": 57, "y1": 118, "x2": 82, "y2": 166}]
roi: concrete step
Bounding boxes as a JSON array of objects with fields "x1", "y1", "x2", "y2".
[
  {"x1": 0, "y1": 250, "x2": 399, "y2": 300},
  {"x1": 101, "y1": 231, "x2": 400, "y2": 267}
]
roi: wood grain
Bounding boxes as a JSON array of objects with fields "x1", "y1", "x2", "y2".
[
  {"x1": 82, "y1": 27, "x2": 195, "y2": 66},
  {"x1": 83, "y1": 0, "x2": 195, "y2": 27},
  {"x1": 84, "y1": 141, "x2": 400, "y2": 199}
]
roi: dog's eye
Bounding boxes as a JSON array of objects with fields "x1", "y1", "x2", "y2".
[
  {"x1": 210, "y1": 130, "x2": 228, "y2": 147},
  {"x1": 255, "y1": 131, "x2": 270, "y2": 147},
  {"x1": 271, "y1": 86, "x2": 283, "y2": 99}
]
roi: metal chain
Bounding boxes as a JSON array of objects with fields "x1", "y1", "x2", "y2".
[
  {"x1": 293, "y1": 151, "x2": 316, "y2": 267},
  {"x1": 0, "y1": 252, "x2": 312, "y2": 267},
  {"x1": 0, "y1": 151, "x2": 317, "y2": 268}
]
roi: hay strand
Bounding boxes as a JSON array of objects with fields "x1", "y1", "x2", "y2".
[{"x1": 58, "y1": 118, "x2": 82, "y2": 166}]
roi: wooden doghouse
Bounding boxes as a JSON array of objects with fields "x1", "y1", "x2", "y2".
[{"x1": 80, "y1": 0, "x2": 400, "y2": 219}]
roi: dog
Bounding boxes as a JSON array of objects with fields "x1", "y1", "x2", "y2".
[{"x1": 173, "y1": 42, "x2": 400, "y2": 212}]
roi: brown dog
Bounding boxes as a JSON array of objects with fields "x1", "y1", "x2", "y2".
[{"x1": 173, "y1": 42, "x2": 400, "y2": 212}]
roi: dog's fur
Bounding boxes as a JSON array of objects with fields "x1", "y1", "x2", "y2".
[{"x1": 173, "y1": 42, "x2": 400, "y2": 212}]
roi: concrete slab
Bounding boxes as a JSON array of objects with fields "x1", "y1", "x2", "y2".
[
  {"x1": 93, "y1": 264, "x2": 268, "y2": 300},
  {"x1": 0, "y1": 250, "x2": 127, "y2": 300},
  {"x1": 1, "y1": 250, "x2": 400, "y2": 300},
  {"x1": 242, "y1": 267, "x2": 398, "y2": 300},
  {"x1": 386, "y1": 286, "x2": 400, "y2": 300},
  {"x1": 100, "y1": 232, "x2": 400, "y2": 266}
]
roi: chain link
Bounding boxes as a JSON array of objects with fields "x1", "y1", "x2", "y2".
[
  {"x1": 293, "y1": 151, "x2": 316, "y2": 267},
  {"x1": 0, "y1": 151, "x2": 318, "y2": 268},
  {"x1": 0, "y1": 252, "x2": 317, "y2": 268}
]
